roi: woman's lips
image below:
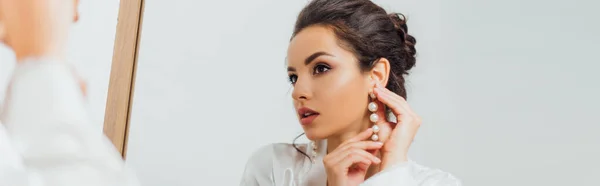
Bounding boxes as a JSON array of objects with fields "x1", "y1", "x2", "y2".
[
  {"x1": 298, "y1": 107, "x2": 320, "y2": 126},
  {"x1": 300, "y1": 114, "x2": 319, "y2": 125}
]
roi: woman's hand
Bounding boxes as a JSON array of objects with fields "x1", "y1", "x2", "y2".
[
  {"x1": 373, "y1": 84, "x2": 422, "y2": 170},
  {"x1": 324, "y1": 128, "x2": 384, "y2": 186},
  {"x1": 68, "y1": 66, "x2": 87, "y2": 98}
]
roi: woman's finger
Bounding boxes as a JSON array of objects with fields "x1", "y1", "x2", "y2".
[
  {"x1": 376, "y1": 86, "x2": 422, "y2": 126},
  {"x1": 327, "y1": 128, "x2": 375, "y2": 160},
  {"x1": 373, "y1": 85, "x2": 421, "y2": 149},
  {"x1": 375, "y1": 85, "x2": 415, "y2": 115},
  {"x1": 339, "y1": 128, "x2": 373, "y2": 146},
  {"x1": 337, "y1": 150, "x2": 380, "y2": 171},
  {"x1": 330, "y1": 141, "x2": 383, "y2": 164},
  {"x1": 372, "y1": 103, "x2": 395, "y2": 144},
  {"x1": 338, "y1": 140, "x2": 384, "y2": 153},
  {"x1": 374, "y1": 87, "x2": 409, "y2": 121}
]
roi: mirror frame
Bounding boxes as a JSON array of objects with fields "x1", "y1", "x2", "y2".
[{"x1": 103, "y1": 0, "x2": 145, "y2": 159}]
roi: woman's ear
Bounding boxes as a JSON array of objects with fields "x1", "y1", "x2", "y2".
[
  {"x1": 0, "y1": 1, "x2": 3, "y2": 43},
  {"x1": 369, "y1": 58, "x2": 391, "y2": 87},
  {"x1": 0, "y1": 22, "x2": 5, "y2": 43},
  {"x1": 73, "y1": 0, "x2": 80, "y2": 22}
]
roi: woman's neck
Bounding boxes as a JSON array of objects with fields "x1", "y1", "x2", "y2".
[
  {"x1": 325, "y1": 116, "x2": 371, "y2": 153},
  {"x1": 325, "y1": 117, "x2": 380, "y2": 178},
  {"x1": 16, "y1": 50, "x2": 67, "y2": 63}
]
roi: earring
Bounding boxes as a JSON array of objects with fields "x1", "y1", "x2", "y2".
[
  {"x1": 369, "y1": 92, "x2": 380, "y2": 141},
  {"x1": 310, "y1": 141, "x2": 318, "y2": 163}
]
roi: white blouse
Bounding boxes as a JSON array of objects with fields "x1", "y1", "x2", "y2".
[
  {"x1": 0, "y1": 59, "x2": 139, "y2": 186},
  {"x1": 240, "y1": 140, "x2": 461, "y2": 186}
]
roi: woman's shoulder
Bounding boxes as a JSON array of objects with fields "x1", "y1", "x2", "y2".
[
  {"x1": 245, "y1": 143, "x2": 309, "y2": 165},
  {"x1": 358, "y1": 160, "x2": 461, "y2": 186},
  {"x1": 364, "y1": 160, "x2": 462, "y2": 186},
  {"x1": 409, "y1": 161, "x2": 462, "y2": 185},
  {"x1": 240, "y1": 143, "x2": 309, "y2": 184}
]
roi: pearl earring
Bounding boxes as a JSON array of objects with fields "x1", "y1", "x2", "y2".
[
  {"x1": 369, "y1": 92, "x2": 380, "y2": 141},
  {"x1": 310, "y1": 140, "x2": 318, "y2": 163}
]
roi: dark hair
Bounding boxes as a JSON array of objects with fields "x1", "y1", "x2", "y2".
[{"x1": 290, "y1": 0, "x2": 417, "y2": 161}]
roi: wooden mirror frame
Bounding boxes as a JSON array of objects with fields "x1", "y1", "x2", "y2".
[{"x1": 103, "y1": 0, "x2": 145, "y2": 159}]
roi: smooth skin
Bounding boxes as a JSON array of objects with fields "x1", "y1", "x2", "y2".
[
  {"x1": 287, "y1": 25, "x2": 422, "y2": 186},
  {"x1": 0, "y1": 0, "x2": 79, "y2": 62},
  {"x1": 0, "y1": 0, "x2": 86, "y2": 95}
]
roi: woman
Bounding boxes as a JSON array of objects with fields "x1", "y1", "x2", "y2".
[
  {"x1": 0, "y1": 0, "x2": 138, "y2": 185},
  {"x1": 240, "y1": 0, "x2": 461, "y2": 185}
]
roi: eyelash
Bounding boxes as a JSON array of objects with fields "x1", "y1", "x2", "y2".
[
  {"x1": 288, "y1": 63, "x2": 332, "y2": 84},
  {"x1": 313, "y1": 63, "x2": 331, "y2": 75},
  {"x1": 288, "y1": 74, "x2": 298, "y2": 84}
]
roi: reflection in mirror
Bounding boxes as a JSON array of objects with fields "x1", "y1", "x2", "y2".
[{"x1": 0, "y1": 0, "x2": 121, "y2": 132}]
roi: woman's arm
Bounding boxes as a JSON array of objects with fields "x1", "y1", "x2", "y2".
[{"x1": 240, "y1": 144, "x2": 276, "y2": 186}]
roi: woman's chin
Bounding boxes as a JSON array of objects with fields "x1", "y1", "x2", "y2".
[{"x1": 303, "y1": 128, "x2": 328, "y2": 141}]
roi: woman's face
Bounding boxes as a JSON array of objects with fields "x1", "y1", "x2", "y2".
[
  {"x1": 0, "y1": 0, "x2": 79, "y2": 47},
  {"x1": 287, "y1": 25, "x2": 372, "y2": 140}
]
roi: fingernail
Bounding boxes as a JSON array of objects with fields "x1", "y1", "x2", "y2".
[{"x1": 376, "y1": 142, "x2": 384, "y2": 146}]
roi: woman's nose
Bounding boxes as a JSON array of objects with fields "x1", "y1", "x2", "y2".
[{"x1": 291, "y1": 78, "x2": 311, "y2": 101}]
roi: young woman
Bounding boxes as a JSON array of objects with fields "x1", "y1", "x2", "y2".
[
  {"x1": 240, "y1": 0, "x2": 461, "y2": 185},
  {"x1": 0, "y1": 0, "x2": 138, "y2": 185}
]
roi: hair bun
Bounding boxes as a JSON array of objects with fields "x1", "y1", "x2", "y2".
[{"x1": 388, "y1": 13, "x2": 417, "y2": 70}]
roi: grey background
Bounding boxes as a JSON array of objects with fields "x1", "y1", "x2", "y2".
[{"x1": 127, "y1": 0, "x2": 600, "y2": 185}]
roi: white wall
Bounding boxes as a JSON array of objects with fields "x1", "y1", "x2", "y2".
[
  {"x1": 127, "y1": 0, "x2": 600, "y2": 186},
  {"x1": 434, "y1": 0, "x2": 600, "y2": 185},
  {"x1": 0, "y1": 0, "x2": 120, "y2": 132}
]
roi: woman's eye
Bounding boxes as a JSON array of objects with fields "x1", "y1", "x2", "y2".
[
  {"x1": 313, "y1": 64, "x2": 331, "y2": 74},
  {"x1": 288, "y1": 74, "x2": 298, "y2": 84}
]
